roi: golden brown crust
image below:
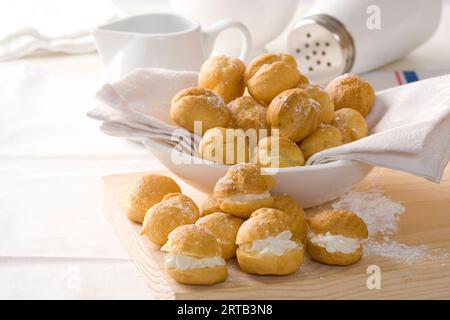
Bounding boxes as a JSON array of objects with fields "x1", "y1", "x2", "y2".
[
  {"x1": 306, "y1": 240, "x2": 363, "y2": 266},
  {"x1": 196, "y1": 212, "x2": 244, "y2": 260},
  {"x1": 170, "y1": 87, "x2": 232, "y2": 133},
  {"x1": 198, "y1": 127, "x2": 250, "y2": 164},
  {"x1": 299, "y1": 124, "x2": 343, "y2": 160},
  {"x1": 123, "y1": 174, "x2": 181, "y2": 224},
  {"x1": 332, "y1": 108, "x2": 369, "y2": 144},
  {"x1": 297, "y1": 83, "x2": 334, "y2": 123},
  {"x1": 200, "y1": 195, "x2": 221, "y2": 217},
  {"x1": 166, "y1": 265, "x2": 228, "y2": 285},
  {"x1": 326, "y1": 74, "x2": 375, "y2": 116},
  {"x1": 227, "y1": 96, "x2": 269, "y2": 139},
  {"x1": 140, "y1": 193, "x2": 199, "y2": 246},
  {"x1": 307, "y1": 210, "x2": 368, "y2": 239},
  {"x1": 244, "y1": 53, "x2": 301, "y2": 104},
  {"x1": 198, "y1": 55, "x2": 246, "y2": 103},
  {"x1": 236, "y1": 208, "x2": 293, "y2": 244},
  {"x1": 271, "y1": 195, "x2": 307, "y2": 242},
  {"x1": 218, "y1": 197, "x2": 274, "y2": 219},
  {"x1": 298, "y1": 73, "x2": 309, "y2": 86},
  {"x1": 253, "y1": 136, "x2": 305, "y2": 168},
  {"x1": 161, "y1": 224, "x2": 222, "y2": 258},
  {"x1": 236, "y1": 245, "x2": 304, "y2": 275},
  {"x1": 267, "y1": 88, "x2": 322, "y2": 142}
]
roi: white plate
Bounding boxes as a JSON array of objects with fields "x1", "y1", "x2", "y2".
[{"x1": 143, "y1": 139, "x2": 373, "y2": 208}]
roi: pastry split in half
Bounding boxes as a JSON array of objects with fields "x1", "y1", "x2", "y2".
[
  {"x1": 213, "y1": 163, "x2": 275, "y2": 218},
  {"x1": 140, "y1": 193, "x2": 199, "y2": 246},
  {"x1": 123, "y1": 174, "x2": 181, "y2": 223},
  {"x1": 196, "y1": 212, "x2": 244, "y2": 260},
  {"x1": 235, "y1": 208, "x2": 304, "y2": 275},
  {"x1": 161, "y1": 224, "x2": 228, "y2": 285},
  {"x1": 306, "y1": 210, "x2": 368, "y2": 266},
  {"x1": 271, "y1": 194, "x2": 308, "y2": 243}
]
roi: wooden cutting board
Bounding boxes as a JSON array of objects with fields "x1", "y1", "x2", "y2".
[{"x1": 102, "y1": 166, "x2": 450, "y2": 299}]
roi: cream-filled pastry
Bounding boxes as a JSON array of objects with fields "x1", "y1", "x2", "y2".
[
  {"x1": 141, "y1": 193, "x2": 199, "y2": 246},
  {"x1": 196, "y1": 212, "x2": 244, "y2": 260},
  {"x1": 253, "y1": 136, "x2": 305, "y2": 168},
  {"x1": 123, "y1": 174, "x2": 181, "y2": 223},
  {"x1": 236, "y1": 208, "x2": 304, "y2": 275},
  {"x1": 306, "y1": 210, "x2": 368, "y2": 265},
  {"x1": 326, "y1": 73, "x2": 375, "y2": 116},
  {"x1": 213, "y1": 163, "x2": 275, "y2": 218},
  {"x1": 161, "y1": 224, "x2": 228, "y2": 285},
  {"x1": 244, "y1": 53, "x2": 301, "y2": 104},
  {"x1": 271, "y1": 194, "x2": 308, "y2": 243},
  {"x1": 267, "y1": 88, "x2": 322, "y2": 142},
  {"x1": 299, "y1": 124, "x2": 343, "y2": 160},
  {"x1": 200, "y1": 195, "x2": 221, "y2": 217},
  {"x1": 332, "y1": 108, "x2": 368, "y2": 144},
  {"x1": 198, "y1": 55, "x2": 246, "y2": 103}
]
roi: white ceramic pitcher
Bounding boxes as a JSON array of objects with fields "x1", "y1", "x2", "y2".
[{"x1": 94, "y1": 13, "x2": 252, "y2": 81}]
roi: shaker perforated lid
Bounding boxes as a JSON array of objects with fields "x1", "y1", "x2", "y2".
[{"x1": 287, "y1": 14, "x2": 355, "y2": 84}]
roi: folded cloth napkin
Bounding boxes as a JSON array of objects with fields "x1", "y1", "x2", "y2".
[
  {"x1": 307, "y1": 74, "x2": 450, "y2": 183},
  {"x1": 0, "y1": 0, "x2": 119, "y2": 61},
  {"x1": 89, "y1": 68, "x2": 450, "y2": 183}
]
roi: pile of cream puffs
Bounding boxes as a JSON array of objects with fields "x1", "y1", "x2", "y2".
[
  {"x1": 125, "y1": 163, "x2": 369, "y2": 286},
  {"x1": 170, "y1": 53, "x2": 374, "y2": 167}
]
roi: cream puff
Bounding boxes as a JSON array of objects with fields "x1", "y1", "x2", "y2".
[
  {"x1": 227, "y1": 96, "x2": 269, "y2": 141},
  {"x1": 123, "y1": 174, "x2": 181, "y2": 223},
  {"x1": 196, "y1": 212, "x2": 244, "y2": 260},
  {"x1": 200, "y1": 195, "x2": 221, "y2": 217},
  {"x1": 297, "y1": 83, "x2": 334, "y2": 123},
  {"x1": 326, "y1": 73, "x2": 375, "y2": 116},
  {"x1": 213, "y1": 163, "x2": 275, "y2": 218},
  {"x1": 198, "y1": 127, "x2": 251, "y2": 165},
  {"x1": 140, "y1": 193, "x2": 199, "y2": 246},
  {"x1": 267, "y1": 88, "x2": 322, "y2": 142},
  {"x1": 236, "y1": 208, "x2": 304, "y2": 275},
  {"x1": 244, "y1": 53, "x2": 301, "y2": 104},
  {"x1": 198, "y1": 55, "x2": 246, "y2": 103},
  {"x1": 299, "y1": 124, "x2": 343, "y2": 160},
  {"x1": 252, "y1": 136, "x2": 305, "y2": 168},
  {"x1": 161, "y1": 224, "x2": 228, "y2": 285},
  {"x1": 332, "y1": 108, "x2": 369, "y2": 144},
  {"x1": 170, "y1": 87, "x2": 232, "y2": 134},
  {"x1": 271, "y1": 194, "x2": 308, "y2": 243},
  {"x1": 306, "y1": 210, "x2": 368, "y2": 266}
]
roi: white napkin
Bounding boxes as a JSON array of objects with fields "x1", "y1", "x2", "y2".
[
  {"x1": 307, "y1": 75, "x2": 450, "y2": 183},
  {"x1": 89, "y1": 68, "x2": 450, "y2": 183},
  {"x1": 0, "y1": 0, "x2": 119, "y2": 61}
]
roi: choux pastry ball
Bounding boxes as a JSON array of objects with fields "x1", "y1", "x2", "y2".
[
  {"x1": 141, "y1": 193, "x2": 199, "y2": 246},
  {"x1": 252, "y1": 136, "x2": 305, "y2": 168},
  {"x1": 200, "y1": 195, "x2": 221, "y2": 217},
  {"x1": 213, "y1": 163, "x2": 275, "y2": 218},
  {"x1": 198, "y1": 127, "x2": 251, "y2": 165},
  {"x1": 196, "y1": 212, "x2": 244, "y2": 260},
  {"x1": 306, "y1": 210, "x2": 368, "y2": 266},
  {"x1": 332, "y1": 108, "x2": 369, "y2": 144},
  {"x1": 170, "y1": 87, "x2": 232, "y2": 134},
  {"x1": 227, "y1": 96, "x2": 269, "y2": 141},
  {"x1": 236, "y1": 208, "x2": 304, "y2": 275},
  {"x1": 123, "y1": 174, "x2": 181, "y2": 223},
  {"x1": 267, "y1": 88, "x2": 322, "y2": 142},
  {"x1": 297, "y1": 83, "x2": 335, "y2": 124},
  {"x1": 326, "y1": 73, "x2": 375, "y2": 116},
  {"x1": 161, "y1": 224, "x2": 228, "y2": 285},
  {"x1": 244, "y1": 53, "x2": 301, "y2": 105},
  {"x1": 299, "y1": 124, "x2": 343, "y2": 160},
  {"x1": 198, "y1": 55, "x2": 246, "y2": 103},
  {"x1": 271, "y1": 194, "x2": 308, "y2": 243}
]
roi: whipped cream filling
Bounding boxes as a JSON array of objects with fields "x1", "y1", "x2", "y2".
[
  {"x1": 223, "y1": 191, "x2": 271, "y2": 203},
  {"x1": 245, "y1": 230, "x2": 299, "y2": 256},
  {"x1": 164, "y1": 253, "x2": 225, "y2": 270},
  {"x1": 309, "y1": 231, "x2": 363, "y2": 254}
]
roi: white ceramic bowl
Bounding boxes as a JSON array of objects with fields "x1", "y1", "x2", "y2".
[
  {"x1": 144, "y1": 139, "x2": 373, "y2": 208},
  {"x1": 170, "y1": 0, "x2": 300, "y2": 57}
]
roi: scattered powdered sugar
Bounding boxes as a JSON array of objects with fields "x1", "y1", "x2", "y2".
[{"x1": 331, "y1": 189, "x2": 448, "y2": 264}]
